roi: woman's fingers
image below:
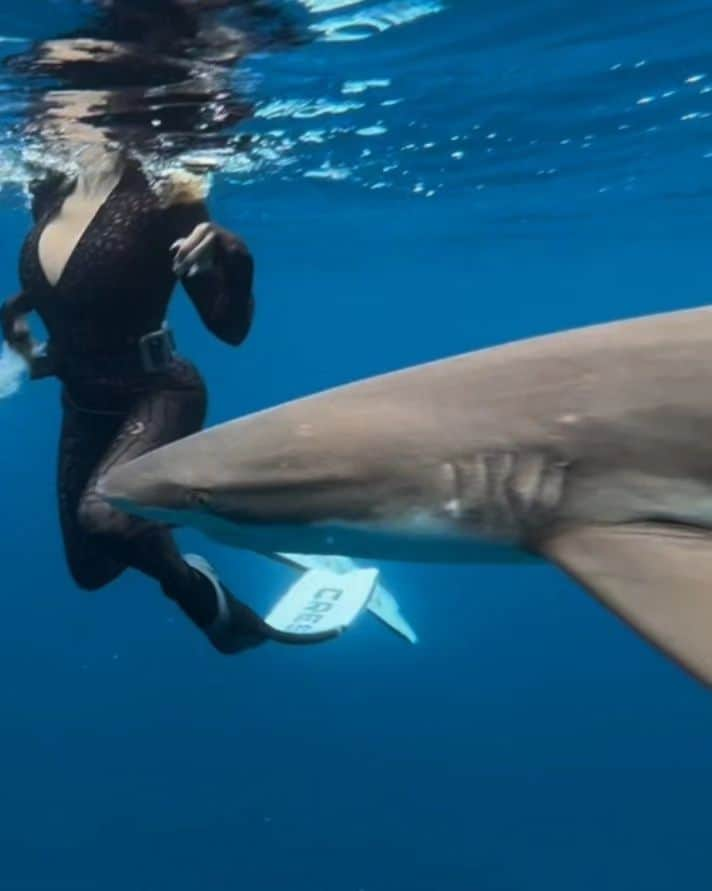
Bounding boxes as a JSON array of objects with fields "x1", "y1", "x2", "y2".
[
  {"x1": 171, "y1": 224, "x2": 216, "y2": 276},
  {"x1": 181, "y1": 232, "x2": 216, "y2": 269},
  {"x1": 172, "y1": 222, "x2": 211, "y2": 260},
  {"x1": 173, "y1": 234, "x2": 216, "y2": 276}
]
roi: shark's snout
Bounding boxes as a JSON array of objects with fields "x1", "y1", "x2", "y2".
[
  {"x1": 96, "y1": 449, "x2": 197, "y2": 521},
  {"x1": 95, "y1": 463, "x2": 137, "y2": 507}
]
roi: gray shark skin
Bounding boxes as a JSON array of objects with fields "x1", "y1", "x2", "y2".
[{"x1": 99, "y1": 305, "x2": 712, "y2": 687}]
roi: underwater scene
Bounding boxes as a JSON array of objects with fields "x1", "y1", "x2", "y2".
[{"x1": 0, "y1": 2, "x2": 711, "y2": 889}]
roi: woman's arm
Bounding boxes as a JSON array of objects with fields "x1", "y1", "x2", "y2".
[{"x1": 168, "y1": 200, "x2": 255, "y2": 346}]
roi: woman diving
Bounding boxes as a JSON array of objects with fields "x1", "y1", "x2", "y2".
[
  {"x1": 0, "y1": 139, "x2": 279, "y2": 653},
  {"x1": 0, "y1": 2, "x2": 316, "y2": 655}
]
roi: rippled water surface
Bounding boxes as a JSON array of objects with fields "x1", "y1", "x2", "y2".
[{"x1": 0, "y1": 0, "x2": 711, "y2": 232}]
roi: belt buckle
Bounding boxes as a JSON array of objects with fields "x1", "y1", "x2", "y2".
[{"x1": 138, "y1": 325, "x2": 176, "y2": 373}]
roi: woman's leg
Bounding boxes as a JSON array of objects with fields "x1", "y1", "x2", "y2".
[
  {"x1": 58, "y1": 390, "x2": 128, "y2": 591},
  {"x1": 71, "y1": 372, "x2": 267, "y2": 650},
  {"x1": 75, "y1": 373, "x2": 222, "y2": 625}
]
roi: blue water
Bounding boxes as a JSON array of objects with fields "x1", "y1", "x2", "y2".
[{"x1": 1, "y1": 2, "x2": 712, "y2": 889}]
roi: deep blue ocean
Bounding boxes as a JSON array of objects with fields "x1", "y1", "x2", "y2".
[{"x1": 1, "y1": 1, "x2": 712, "y2": 889}]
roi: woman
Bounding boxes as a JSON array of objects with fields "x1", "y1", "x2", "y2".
[
  {"x1": 0, "y1": 2, "x2": 347, "y2": 655},
  {"x1": 1, "y1": 141, "x2": 272, "y2": 654}
]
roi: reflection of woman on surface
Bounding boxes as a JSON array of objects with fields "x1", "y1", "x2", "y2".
[{"x1": 0, "y1": 94, "x2": 274, "y2": 655}]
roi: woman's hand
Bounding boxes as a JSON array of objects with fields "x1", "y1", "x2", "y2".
[
  {"x1": 171, "y1": 222, "x2": 222, "y2": 278},
  {"x1": 0, "y1": 294, "x2": 53, "y2": 377},
  {"x1": 1, "y1": 297, "x2": 33, "y2": 359}
]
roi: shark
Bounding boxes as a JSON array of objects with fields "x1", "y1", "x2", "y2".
[{"x1": 98, "y1": 304, "x2": 712, "y2": 687}]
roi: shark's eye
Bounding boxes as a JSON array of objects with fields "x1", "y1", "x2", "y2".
[{"x1": 187, "y1": 490, "x2": 211, "y2": 508}]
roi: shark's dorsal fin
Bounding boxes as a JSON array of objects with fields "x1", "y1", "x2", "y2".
[{"x1": 540, "y1": 522, "x2": 712, "y2": 688}]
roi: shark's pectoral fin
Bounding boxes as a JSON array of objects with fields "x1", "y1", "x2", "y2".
[{"x1": 539, "y1": 521, "x2": 712, "y2": 688}]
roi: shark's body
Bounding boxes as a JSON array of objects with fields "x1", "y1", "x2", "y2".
[{"x1": 100, "y1": 305, "x2": 712, "y2": 687}]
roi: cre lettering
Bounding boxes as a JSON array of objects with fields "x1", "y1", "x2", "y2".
[
  {"x1": 313, "y1": 587, "x2": 343, "y2": 603},
  {"x1": 285, "y1": 586, "x2": 344, "y2": 632}
]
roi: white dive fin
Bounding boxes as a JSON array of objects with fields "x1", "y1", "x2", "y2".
[
  {"x1": 264, "y1": 566, "x2": 378, "y2": 639},
  {"x1": 272, "y1": 552, "x2": 418, "y2": 645},
  {"x1": 367, "y1": 584, "x2": 418, "y2": 645}
]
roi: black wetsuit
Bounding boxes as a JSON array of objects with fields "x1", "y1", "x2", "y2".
[{"x1": 1, "y1": 161, "x2": 254, "y2": 629}]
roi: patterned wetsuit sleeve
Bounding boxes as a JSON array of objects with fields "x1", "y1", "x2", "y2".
[{"x1": 169, "y1": 200, "x2": 255, "y2": 346}]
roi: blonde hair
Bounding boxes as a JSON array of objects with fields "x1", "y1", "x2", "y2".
[{"x1": 153, "y1": 168, "x2": 210, "y2": 207}]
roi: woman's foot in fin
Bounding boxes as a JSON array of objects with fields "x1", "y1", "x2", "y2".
[{"x1": 183, "y1": 553, "x2": 268, "y2": 655}]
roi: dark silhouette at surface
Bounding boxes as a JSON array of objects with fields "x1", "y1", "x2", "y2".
[{"x1": 5, "y1": 0, "x2": 306, "y2": 156}]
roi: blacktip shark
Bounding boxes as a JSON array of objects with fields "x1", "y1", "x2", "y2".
[{"x1": 99, "y1": 304, "x2": 712, "y2": 688}]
